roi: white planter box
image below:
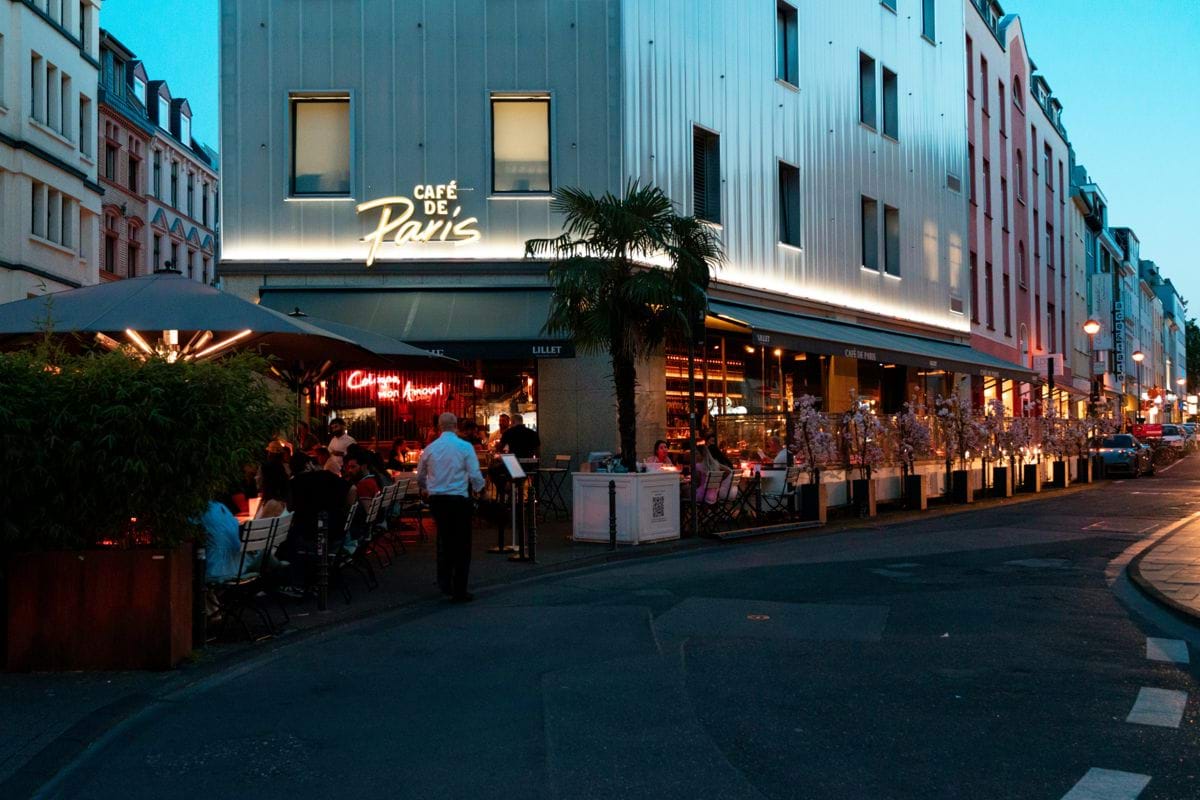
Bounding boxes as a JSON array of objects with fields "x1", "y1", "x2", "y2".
[{"x1": 572, "y1": 472, "x2": 681, "y2": 545}]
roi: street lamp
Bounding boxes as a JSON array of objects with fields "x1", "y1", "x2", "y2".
[
  {"x1": 1083, "y1": 319, "x2": 1101, "y2": 410},
  {"x1": 1132, "y1": 350, "x2": 1145, "y2": 425},
  {"x1": 1177, "y1": 377, "x2": 1187, "y2": 422}
]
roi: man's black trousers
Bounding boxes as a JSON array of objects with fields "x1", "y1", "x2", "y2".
[{"x1": 429, "y1": 495, "x2": 473, "y2": 598}]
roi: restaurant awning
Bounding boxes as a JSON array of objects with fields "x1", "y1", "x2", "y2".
[
  {"x1": 258, "y1": 288, "x2": 574, "y2": 360},
  {"x1": 708, "y1": 300, "x2": 1041, "y2": 383}
]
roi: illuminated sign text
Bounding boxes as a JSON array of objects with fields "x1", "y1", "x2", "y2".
[{"x1": 357, "y1": 181, "x2": 482, "y2": 266}]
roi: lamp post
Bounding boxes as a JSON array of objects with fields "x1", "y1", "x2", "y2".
[
  {"x1": 1083, "y1": 319, "x2": 1101, "y2": 415},
  {"x1": 1177, "y1": 377, "x2": 1187, "y2": 422},
  {"x1": 1132, "y1": 350, "x2": 1145, "y2": 425}
]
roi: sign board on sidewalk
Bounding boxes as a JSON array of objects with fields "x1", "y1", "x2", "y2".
[{"x1": 1133, "y1": 423, "x2": 1163, "y2": 440}]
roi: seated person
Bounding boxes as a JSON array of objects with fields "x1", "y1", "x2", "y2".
[
  {"x1": 499, "y1": 414, "x2": 541, "y2": 459},
  {"x1": 274, "y1": 454, "x2": 354, "y2": 595},
  {"x1": 647, "y1": 439, "x2": 674, "y2": 468},
  {"x1": 255, "y1": 461, "x2": 290, "y2": 519}
]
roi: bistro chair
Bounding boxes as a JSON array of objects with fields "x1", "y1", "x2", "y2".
[
  {"x1": 209, "y1": 514, "x2": 283, "y2": 640},
  {"x1": 695, "y1": 471, "x2": 727, "y2": 534},
  {"x1": 759, "y1": 467, "x2": 803, "y2": 520}
]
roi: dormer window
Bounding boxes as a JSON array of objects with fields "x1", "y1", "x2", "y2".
[
  {"x1": 133, "y1": 76, "x2": 146, "y2": 106},
  {"x1": 180, "y1": 114, "x2": 191, "y2": 144},
  {"x1": 157, "y1": 95, "x2": 170, "y2": 130}
]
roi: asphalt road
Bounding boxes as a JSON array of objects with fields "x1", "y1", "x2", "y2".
[{"x1": 42, "y1": 461, "x2": 1200, "y2": 799}]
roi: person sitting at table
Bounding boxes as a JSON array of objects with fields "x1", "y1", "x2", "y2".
[
  {"x1": 386, "y1": 438, "x2": 408, "y2": 471},
  {"x1": 487, "y1": 413, "x2": 512, "y2": 449},
  {"x1": 647, "y1": 440, "x2": 674, "y2": 468},
  {"x1": 760, "y1": 435, "x2": 789, "y2": 467},
  {"x1": 255, "y1": 461, "x2": 290, "y2": 519},
  {"x1": 706, "y1": 432, "x2": 735, "y2": 470},
  {"x1": 274, "y1": 454, "x2": 354, "y2": 597},
  {"x1": 693, "y1": 445, "x2": 735, "y2": 504},
  {"x1": 499, "y1": 414, "x2": 540, "y2": 459}
]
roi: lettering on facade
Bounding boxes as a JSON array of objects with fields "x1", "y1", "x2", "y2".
[
  {"x1": 844, "y1": 348, "x2": 877, "y2": 361},
  {"x1": 1113, "y1": 301, "x2": 1126, "y2": 384},
  {"x1": 532, "y1": 345, "x2": 563, "y2": 357},
  {"x1": 754, "y1": 333, "x2": 772, "y2": 345},
  {"x1": 344, "y1": 370, "x2": 445, "y2": 403},
  {"x1": 357, "y1": 181, "x2": 482, "y2": 266}
]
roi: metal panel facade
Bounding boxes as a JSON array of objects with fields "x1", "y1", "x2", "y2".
[
  {"x1": 219, "y1": 0, "x2": 623, "y2": 264},
  {"x1": 619, "y1": 0, "x2": 969, "y2": 333}
]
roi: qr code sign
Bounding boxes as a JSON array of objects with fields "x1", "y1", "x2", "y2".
[{"x1": 651, "y1": 494, "x2": 665, "y2": 519}]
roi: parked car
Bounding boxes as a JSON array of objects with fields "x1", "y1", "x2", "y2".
[
  {"x1": 1095, "y1": 434, "x2": 1153, "y2": 477},
  {"x1": 1181, "y1": 423, "x2": 1199, "y2": 450},
  {"x1": 1160, "y1": 424, "x2": 1187, "y2": 452}
]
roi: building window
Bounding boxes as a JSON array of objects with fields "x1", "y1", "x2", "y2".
[
  {"x1": 31, "y1": 53, "x2": 45, "y2": 123},
  {"x1": 187, "y1": 172, "x2": 194, "y2": 217},
  {"x1": 170, "y1": 162, "x2": 178, "y2": 207},
  {"x1": 104, "y1": 142, "x2": 117, "y2": 180},
  {"x1": 1003, "y1": 273, "x2": 1011, "y2": 335},
  {"x1": 491, "y1": 95, "x2": 551, "y2": 193},
  {"x1": 0, "y1": 34, "x2": 5, "y2": 108},
  {"x1": 776, "y1": 2, "x2": 798, "y2": 85},
  {"x1": 1058, "y1": 160, "x2": 1065, "y2": 204},
  {"x1": 1046, "y1": 223, "x2": 1054, "y2": 269},
  {"x1": 104, "y1": 225, "x2": 117, "y2": 273},
  {"x1": 692, "y1": 126, "x2": 721, "y2": 224},
  {"x1": 1017, "y1": 241, "x2": 1027, "y2": 287},
  {"x1": 1000, "y1": 177, "x2": 1008, "y2": 228},
  {"x1": 1047, "y1": 303, "x2": 1056, "y2": 353},
  {"x1": 1043, "y1": 144, "x2": 1052, "y2": 188},
  {"x1": 30, "y1": 182, "x2": 45, "y2": 238},
  {"x1": 128, "y1": 156, "x2": 139, "y2": 192},
  {"x1": 778, "y1": 161, "x2": 801, "y2": 247},
  {"x1": 153, "y1": 234, "x2": 161, "y2": 269},
  {"x1": 985, "y1": 262, "x2": 995, "y2": 330},
  {"x1": 187, "y1": 249, "x2": 196, "y2": 278},
  {"x1": 881, "y1": 0, "x2": 896, "y2": 10},
  {"x1": 133, "y1": 75, "x2": 146, "y2": 105},
  {"x1": 881, "y1": 67, "x2": 898, "y2": 139},
  {"x1": 180, "y1": 113, "x2": 191, "y2": 144},
  {"x1": 980, "y1": 57, "x2": 989, "y2": 114},
  {"x1": 970, "y1": 253, "x2": 979, "y2": 323},
  {"x1": 152, "y1": 150, "x2": 161, "y2": 198},
  {"x1": 998, "y1": 81, "x2": 1006, "y2": 134},
  {"x1": 982, "y1": 158, "x2": 991, "y2": 217},
  {"x1": 157, "y1": 95, "x2": 170, "y2": 129},
  {"x1": 1033, "y1": 210, "x2": 1039, "y2": 258},
  {"x1": 884, "y1": 205, "x2": 900, "y2": 277},
  {"x1": 79, "y1": 95, "x2": 92, "y2": 156},
  {"x1": 967, "y1": 144, "x2": 976, "y2": 205},
  {"x1": 202, "y1": 183, "x2": 209, "y2": 226},
  {"x1": 290, "y1": 95, "x2": 352, "y2": 196},
  {"x1": 861, "y1": 195, "x2": 879, "y2": 270},
  {"x1": 859, "y1": 53, "x2": 876, "y2": 129},
  {"x1": 79, "y1": 2, "x2": 91, "y2": 49},
  {"x1": 922, "y1": 0, "x2": 936, "y2": 41},
  {"x1": 1015, "y1": 149, "x2": 1024, "y2": 201},
  {"x1": 1035, "y1": 294, "x2": 1041, "y2": 349},
  {"x1": 965, "y1": 37, "x2": 973, "y2": 97},
  {"x1": 202, "y1": 256, "x2": 210, "y2": 284},
  {"x1": 170, "y1": 241, "x2": 179, "y2": 271},
  {"x1": 1013, "y1": 76, "x2": 1023, "y2": 110}
]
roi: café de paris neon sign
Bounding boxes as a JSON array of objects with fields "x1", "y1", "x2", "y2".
[
  {"x1": 357, "y1": 181, "x2": 482, "y2": 266},
  {"x1": 345, "y1": 371, "x2": 445, "y2": 403}
]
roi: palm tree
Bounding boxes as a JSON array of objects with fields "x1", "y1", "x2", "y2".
[{"x1": 526, "y1": 182, "x2": 721, "y2": 470}]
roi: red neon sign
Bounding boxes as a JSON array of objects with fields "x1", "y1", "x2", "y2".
[{"x1": 343, "y1": 370, "x2": 445, "y2": 403}]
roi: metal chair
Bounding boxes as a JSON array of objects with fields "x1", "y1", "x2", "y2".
[
  {"x1": 209, "y1": 515, "x2": 280, "y2": 640},
  {"x1": 537, "y1": 454, "x2": 572, "y2": 521}
]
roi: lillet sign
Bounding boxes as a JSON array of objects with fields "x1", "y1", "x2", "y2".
[{"x1": 357, "y1": 182, "x2": 481, "y2": 266}]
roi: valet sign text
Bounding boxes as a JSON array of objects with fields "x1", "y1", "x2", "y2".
[{"x1": 357, "y1": 181, "x2": 482, "y2": 266}]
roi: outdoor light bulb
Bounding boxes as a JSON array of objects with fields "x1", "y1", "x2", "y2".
[
  {"x1": 1083, "y1": 319, "x2": 1101, "y2": 335},
  {"x1": 773, "y1": 348, "x2": 782, "y2": 357},
  {"x1": 163, "y1": 329, "x2": 179, "y2": 346},
  {"x1": 1132, "y1": 351, "x2": 1145, "y2": 363},
  {"x1": 1178, "y1": 378, "x2": 1187, "y2": 386},
  {"x1": 745, "y1": 345, "x2": 756, "y2": 354}
]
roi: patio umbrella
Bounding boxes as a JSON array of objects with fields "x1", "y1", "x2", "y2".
[
  {"x1": 0, "y1": 270, "x2": 377, "y2": 371},
  {"x1": 284, "y1": 308, "x2": 459, "y2": 370}
]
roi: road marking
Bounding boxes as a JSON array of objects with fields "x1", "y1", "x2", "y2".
[
  {"x1": 1061, "y1": 768, "x2": 1150, "y2": 799},
  {"x1": 1146, "y1": 637, "x2": 1190, "y2": 664},
  {"x1": 1125, "y1": 687, "x2": 1188, "y2": 728}
]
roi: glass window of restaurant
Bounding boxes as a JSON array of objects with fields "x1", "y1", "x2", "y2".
[{"x1": 665, "y1": 328, "x2": 955, "y2": 463}]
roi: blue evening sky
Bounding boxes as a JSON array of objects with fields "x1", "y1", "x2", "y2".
[{"x1": 102, "y1": 0, "x2": 1198, "y2": 311}]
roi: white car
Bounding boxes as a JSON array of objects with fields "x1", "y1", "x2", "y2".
[{"x1": 1160, "y1": 424, "x2": 1187, "y2": 451}]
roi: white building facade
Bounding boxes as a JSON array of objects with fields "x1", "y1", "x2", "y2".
[
  {"x1": 0, "y1": 0, "x2": 103, "y2": 302},
  {"x1": 220, "y1": 0, "x2": 1035, "y2": 463}
]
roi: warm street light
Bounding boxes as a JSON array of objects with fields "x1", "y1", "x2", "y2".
[
  {"x1": 1083, "y1": 320, "x2": 1102, "y2": 413},
  {"x1": 1132, "y1": 351, "x2": 1145, "y2": 425},
  {"x1": 1083, "y1": 319, "x2": 1101, "y2": 336}
]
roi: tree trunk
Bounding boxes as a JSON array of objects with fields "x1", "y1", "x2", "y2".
[{"x1": 611, "y1": 341, "x2": 639, "y2": 471}]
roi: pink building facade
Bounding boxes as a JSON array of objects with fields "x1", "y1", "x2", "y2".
[
  {"x1": 965, "y1": 0, "x2": 1073, "y2": 415},
  {"x1": 96, "y1": 30, "x2": 218, "y2": 285}
]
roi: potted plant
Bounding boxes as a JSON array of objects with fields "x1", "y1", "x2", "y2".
[
  {"x1": 842, "y1": 392, "x2": 884, "y2": 517},
  {"x1": 792, "y1": 394, "x2": 834, "y2": 523},
  {"x1": 1012, "y1": 416, "x2": 1042, "y2": 493},
  {"x1": 1, "y1": 346, "x2": 290, "y2": 671},
  {"x1": 983, "y1": 399, "x2": 1014, "y2": 497},
  {"x1": 1069, "y1": 417, "x2": 1093, "y2": 484},
  {"x1": 1043, "y1": 408, "x2": 1071, "y2": 488},
  {"x1": 935, "y1": 393, "x2": 980, "y2": 503},
  {"x1": 895, "y1": 402, "x2": 932, "y2": 510}
]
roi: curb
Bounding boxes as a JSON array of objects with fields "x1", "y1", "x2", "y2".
[
  {"x1": 6, "y1": 474, "x2": 1111, "y2": 798},
  {"x1": 1127, "y1": 525, "x2": 1200, "y2": 627}
]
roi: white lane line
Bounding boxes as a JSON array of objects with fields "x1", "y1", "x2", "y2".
[
  {"x1": 1061, "y1": 768, "x2": 1150, "y2": 799},
  {"x1": 1146, "y1": 637, "x2": 1191, "y2": 664},
  {"x1": 1125, "y1": 687, "x2": 1188, "y2": 728}
]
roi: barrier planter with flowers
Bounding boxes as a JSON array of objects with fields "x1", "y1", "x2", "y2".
[
  {"x1": 1022, "y1": 463, "x2": 1043, "y2": 493},
  {"x1": 950, "y1": 470, "x2": 975, "y2": 503},
  {"x1": 792, "y1": 395, "x2": 835, "y2": 523},
  {"x1": 842, "y1": 392, "x2": 883, "y2": 518},
  {"x1": 991, "y1": 466, "x2": 1014, "y2": 497},
  {"x1": 0, "y1": 346, "x2": 289, "y2": 671},
  {"x1": 1077, "y1": 456, "x2": 1094, "y2": 483},
  {"x1": 1052, "y1": 461, "x2": 1070, "y2": 488}
]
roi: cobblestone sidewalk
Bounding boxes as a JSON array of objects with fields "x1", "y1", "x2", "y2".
[{"x1": 1130, "y1": 513, "x2": 1200, "y2": 620}]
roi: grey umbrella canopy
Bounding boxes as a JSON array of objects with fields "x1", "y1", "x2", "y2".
[
  {"x1": 284, "y1": 308, "x2": 458, "y2": 369},
  {"x1": 0, "y1": 270, "x2": 376, "y2": 367}
]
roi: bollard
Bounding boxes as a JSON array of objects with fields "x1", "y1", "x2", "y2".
[
  {"x1": 608, "y1": 479, "x2": 617, "y2": 551},
  {"x1": 527, "y1": 477, "x2": 538, "y2": 563},
  {"x1": 316, "y1": 511, "x2": 329, "y2": 612},
  {"x1": 192, "y1": 541, "x2": 207, "y2": 647},
  {"x1": 509, "y1": 479, "x2": 527, "y2": 562}
]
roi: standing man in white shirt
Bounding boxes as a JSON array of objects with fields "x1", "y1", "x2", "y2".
[
  {"x1": 326, "y1": 417, "x2": 356, "y2": 476},
  {"x1": 418, "y1": 412, "x2": 486, "y2": 602}
]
